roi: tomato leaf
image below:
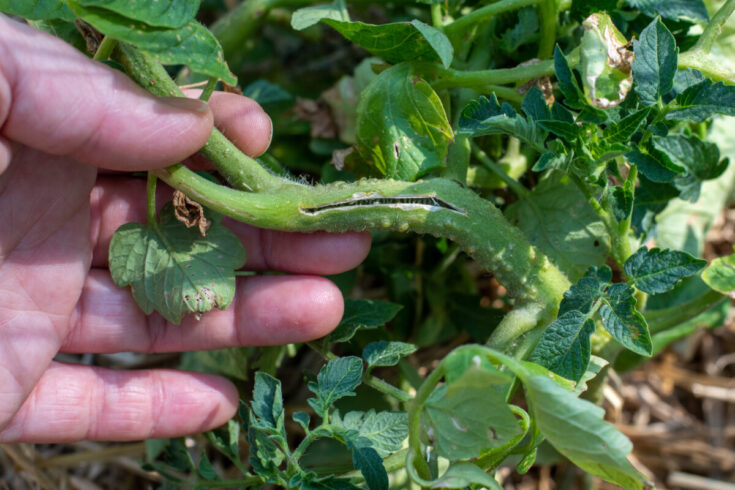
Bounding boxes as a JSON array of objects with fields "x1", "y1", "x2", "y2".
[
  {"x1": 355, "y1": 64, "x2": 453, "y2": 180},
  {"x1": 625, "y1": 0, "x2": 709, "y2": 22},
  {"x1": 327, "y1": 300, "x2": 403, "y2": 343},
  {"x1": 702, "y1": 253, "x2": 735, "y2": 294},
  {"x1": 321, "y1": 19, "x2": 453, "y2": 68},
  {"x1": 108, "y1": 203, "x2": 246, "y2": 325},
  {"x1": 529, "y1": 311, "x2": 595, "y2": 381},
  {"x1": 505, "y1": 173, "x2": 611, "y2": 282},
  {"x1": 331, "y1": 410, "x2": 408, "y2": 457},
  {"x1": 458, "y1": 94, "x2": 547, "y2": 152},
  {"x1": 362, "y1": 341, "x2": 417, "y2": 370},
  {"x1": 76, "y1": 0, "x2": 199, "y2": 28},
  {"x1": 624, "y1": 246, "x2": 707, "y2": 294},
  {"x1": 667, "y1": 79, "x2": 735, "y2": 122},
  {"x1": 0, "y1": 0, "x2": 75, "y2": 21},
  {"x1": 422, "y1": 368, "x2": 524, "y2": 459},
  {"x1": 633, "y1": 18, "x2": 677, "y2": 106},
  {"x1": 599, "y1": 283, "x2": 652, "y2": 356},
  {"x1": 307, "y1": 357, "x2": 364, "y2": 418},
  {"x1": 522, "y1": 375, "x2": 646, "y2": 489},
  {"x1": 69, "y1": 3, "x2": 236, "y2": 84}
]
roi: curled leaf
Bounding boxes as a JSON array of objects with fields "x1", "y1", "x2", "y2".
[{"x1": 580, "y1": 13, "x2": 633, "y2": 109}]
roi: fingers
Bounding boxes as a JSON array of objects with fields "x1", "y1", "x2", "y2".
[
  {"x1": 0, "y1": 16, "x2": 213, "y2": 171},
  {"x1": 62, "y1": 270, "x2": 343, "y2": 353},
  {"x1": 89, "y1": 176, "x2": 372, "y2": 273},
  {"x1": 0, "y1": 362, "x2": 238, "y2": 443},
  {"x1": 198, "y1": 90, "x2": 273, "y2": 158}
]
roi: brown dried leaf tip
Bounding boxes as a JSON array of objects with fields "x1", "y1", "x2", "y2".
[
  {"x1": 173, "y1": 190, "x2": 211, "y2": 236},
  {"x1": 73, "y1": 19, "x2": 104, "y2": 55}
]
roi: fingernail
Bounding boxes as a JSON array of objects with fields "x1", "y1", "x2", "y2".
[
  {"x1": 159, "y1": 96, "x2": 209, "y2": 113},
  {"x1": 265, "y1": 114, "x2": 274, "y2": 151}
]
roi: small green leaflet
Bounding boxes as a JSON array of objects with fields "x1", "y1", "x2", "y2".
[
  {"x1": 554, "y1": 45, "x2": 586, "y2": 110},
  {"x1": 207, "y1": 419, "x2": 243, "y2": 469},
  {"x1": 327, "y1": 299, "x2": 402, "y2": 342},
  {"x1": 702, "y1": 253, "x2": 735, "y2": 294},
  {"x1": 362, "y1": 341, "x2": 417, "y2": 370},
  {"x1": 531, "y1": 264, "x2": 653, "y2": 379},
  {"x1": 529, "y1": 312, "x2": 595, "y2": 382},
  {"x1": 458, "y1": 94, "x2": 546, "y2": 152},
  {"x1": 316, "y1": 19, "x2": 453, "y2": 68},
  {"x1": 611, "y1": 178, "x2": 635, "y2": 223},
  {"x1": 242, "y1": 79, "x2": 295, "y2": 114},
  {"x1": 536, "y1": 120, "x2": 581, "y2": 142},
  {"x1": 624, "y1": 246, "x2": 707, "y2": 294},
  {"x1": 307, "y1": 357, "x2": 364, "y2": 417},
  {"x1": 0, "y1": 0, "x2": 75, "y2": 21},
  {"x1": 355, "y1": 64, "x2": 453, "y2": 181},
  {"x1": 108, "y1": 203, "x2": 247, "y2": 325},
  {"x1": 292, "y1": 411, "x2": 311, "y2": 431},
  {"x1": 625, "y1": 0, "x2": 709, "y2": 22},
  {"x1": 69, "y1": 3, "x2": 236, "y2": 84},
  {"x1": 422, "y1": 368, "x2": 524, "y2": 459},
  {"x1": 75, "y1": 0, "x2": 199, "y2": 28},
  {"x1": 558, "y1": 266, "x2": 611, "y2": 316},
  {"x1": 599, "y1": 284, "x2": 652, "y2": 356},
  {"x1": 345, "y1": 444, "x2": 388, "y2": 490},
  {"x1": 500, "y1": 7, "x2": 538, "y2": 53},
  {"x1": 633, "y1": 18, "x2": 677, "y2": 106},
  {"x1": 521, "y1": 87, "x2": 551, "y2": 121},
  {"x1": 197, "y1": 452, "x2": 218, "y2": 481},
  {"x1": 331, "y1": 410, "x2": 408, "y2": 457},
  {"x1": 626, "y1": 150, "x2": 678, "y2": 183},
  {"x1": 522, "y1": 375, "x2": 646, "y2": 489},
  {"x1": 652, "y1": 135, "x2": 728, "y2": 181},
  {"x1": 251, "y1": 372, "x2": 285, "y2": 432},
  {"x1": 667, "y1": 79, "x2": 735, "y2": 122},
  {"x1": 603, "y1": 108, "x2": 650, "y2": 145},
  {"x1": 291, "y1": 0, "x2": 349, "y2": 30}
]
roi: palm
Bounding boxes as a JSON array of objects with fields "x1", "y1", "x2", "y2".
[{"x1": 0, "y1": 147, "x2": 93, "y2": 434}]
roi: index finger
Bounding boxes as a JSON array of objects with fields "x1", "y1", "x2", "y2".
[{"x1": 0, "y1": 15, "x2": 213, "y2": 171}]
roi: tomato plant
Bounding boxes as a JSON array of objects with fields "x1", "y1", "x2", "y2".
[{"x1": 6, "y1": 0, "x2": 735, "y2": 488}]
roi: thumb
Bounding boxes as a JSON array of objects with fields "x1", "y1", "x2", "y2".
[{"x1": 0, "y1": 15, "x2": 214, "y2": 171}]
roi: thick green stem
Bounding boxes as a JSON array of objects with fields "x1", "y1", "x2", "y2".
[
  {"x1": 444, "y1": 0, "x2": 540, "y2": 41},
  {"x1": 431, "y1": 3, "x2": 444, "y2": 29},
  {"x1": 115, "y1": 42, "x2": 288, "y2": 192},
  {"x1": 93, "y1": 36, "x2": 116, "y2": 61},
  {"x1": 536, "y1": 0, "x2": 557, "y2": 59},
  {"x1": 407, "y1": 361, "x2": 446, "y2": 480},
  {"x1": 146, "y1": 172, "x2": 157, "y2": 225},
  {"x1": 364, "y1": 375, "x2": 413, "y2": 403},
  {"x1": 678, "y1": 51, "x2": 735, "y2": 83},
  {"x1": 211, "y1": 0, "x2": 310, "y2": 61},
  {"x1": 154, "y1": 164, "x2": 569, "y2": 307},
  {"x1": 470, "y1": 141, "x2": 531, "y2": 199},
  {"x1": 694, "y1": 0, "x2": 735, "y2": 54},
  {"x1": 677, "y1": 0, "x2": 735, "y2": 82},
  {"x1": 431, "y1": 49, "x2": 578, "y2": 91},
  {"x1": 199, "y1": 77, "x2": 218, "y2": 101}
]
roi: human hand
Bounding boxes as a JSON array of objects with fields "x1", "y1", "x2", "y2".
[{"x1": 0, "y1": 16, "x2": 370, "y2": 443}]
